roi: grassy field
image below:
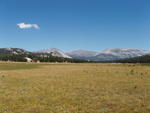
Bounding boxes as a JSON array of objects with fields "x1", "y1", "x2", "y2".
[{"x1": 0, "y1": 62, "x2": 149, "y2": 113}]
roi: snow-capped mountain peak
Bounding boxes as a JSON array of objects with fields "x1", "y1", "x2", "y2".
[
  {"x1": 100, "y1": 48, "x2": 150, "y2": 57},
  {"x1": 37, "y1": 48, "x2": 72, "y2": 58},
  {"x1": 92, "y1": 48, "x2": 150, "y2": 61},
  {"x1": 66, "y1": 48, "x2": 150, "y2": 61},
  {"x1": 0, "y1": 48, "x2": 29, "y2": 55}
]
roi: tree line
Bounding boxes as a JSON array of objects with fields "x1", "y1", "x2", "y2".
[
  {"x1": 1, "y1": 53, "x2": 150, "y2": 63},
  {"x1": 111, "y1": 55, "x2": 150, "y2": 63},
  {"x1": 0, "y1": 53, "x2": 89, "y2": 63}
]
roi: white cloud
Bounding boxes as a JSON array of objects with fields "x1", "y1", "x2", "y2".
[{"x1": 17, "y1": 23, "x2": 40, "y2": 29}]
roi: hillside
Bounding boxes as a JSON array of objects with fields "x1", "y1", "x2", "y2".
[
  {"x1": 37, "y1": 48, "x2": 71, "y2": 58},
  {"x1": 113, "y1": 55, "x2": 150, "y2": 63},
  {"x1": 0, "y1": 48, "x2": 30, "y2": 55}
]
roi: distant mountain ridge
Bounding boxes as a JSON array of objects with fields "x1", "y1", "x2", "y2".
[
  {"x1": 37, "y1": 48, "x2": 72, "y2": 58},
  {"x1": 0, "y1": 48, "x2": 30, "y2": 55},
  {"x1": 66, "y1": 48, "x2": 150, "y2": 61},
  {"x1": 0, "y1": 48, "x2": 150, "y2": 61},
  {"x1": 91, "y1": 48, "x2": 150, "y2": 61},
  {"x1": 66, "y1": 50, "x2": 98, "y2": 59}
]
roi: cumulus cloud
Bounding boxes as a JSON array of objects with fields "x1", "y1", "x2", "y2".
[{"x1": 17, "y1": 23, "x2": 40, "y2": 29}]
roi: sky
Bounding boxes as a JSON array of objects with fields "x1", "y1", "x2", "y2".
[{"x1": 0, "y1": 0, "x2": 150, "y2": 52}]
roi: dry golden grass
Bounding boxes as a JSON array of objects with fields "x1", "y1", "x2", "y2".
[{"x1": 0, "y1": 63, "x2": 150, "y2": 113}]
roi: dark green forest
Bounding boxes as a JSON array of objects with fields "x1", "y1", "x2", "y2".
[
  {"x1": 112, "y1": 55, "x2": 150, "y2": 63},
  {"x1": 0, "y1": 54, "x2": 89, "y2": 63}
]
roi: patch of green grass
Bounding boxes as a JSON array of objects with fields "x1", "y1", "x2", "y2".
[{"x1": 0, "y1": 62, "x2": 43, "y2": 70}]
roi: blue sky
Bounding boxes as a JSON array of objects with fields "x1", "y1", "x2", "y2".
[{"x1": 0, "y1": 0, "x2": 150, "y2": 52}]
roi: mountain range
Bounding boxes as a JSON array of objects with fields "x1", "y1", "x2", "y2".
[
  {"x1": 0, "y1": 48, "x2": 150, "y2": 61},
  {"x1": 66, "y1": 48, "x2": 150, "y2": 61},
  {"x1": 90, "y1": 48, "x2": 150, "y2": 61}
]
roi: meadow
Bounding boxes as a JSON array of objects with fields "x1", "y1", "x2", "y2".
[{"x1": 0, "y1": 62, "x2": 149, "y2": 113}]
